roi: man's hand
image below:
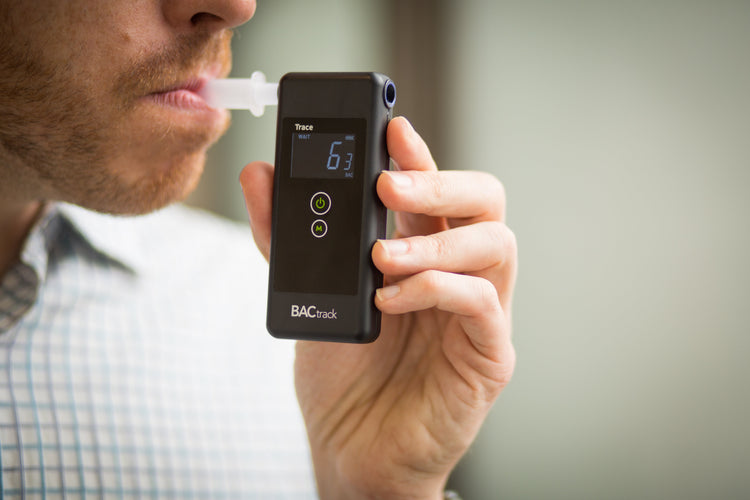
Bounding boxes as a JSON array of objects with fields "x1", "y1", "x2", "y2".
[{"x1": 240, "y1": 117, "x2": 517, "y2": 500}]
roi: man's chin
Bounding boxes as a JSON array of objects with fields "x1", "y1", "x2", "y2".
[{"x1": 74, "y1": 151, "x2": 208, "y2": 216}]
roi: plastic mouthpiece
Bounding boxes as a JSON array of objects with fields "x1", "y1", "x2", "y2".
[{"x1": 199, "y1": 71, "x2": 278, "y2": 117}]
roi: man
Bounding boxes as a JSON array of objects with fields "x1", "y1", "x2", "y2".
[{"x1": 0, "y1": 0, "x2": 517, "y2": 498}]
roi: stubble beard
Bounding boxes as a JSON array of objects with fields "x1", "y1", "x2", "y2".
[{"x1": 0, "y1": 31, "x2": 232, "y2": 215}]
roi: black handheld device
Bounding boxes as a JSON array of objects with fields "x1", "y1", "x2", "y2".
[{"x1": 266, "y1": 72, "x2": 396, "y2": 343}]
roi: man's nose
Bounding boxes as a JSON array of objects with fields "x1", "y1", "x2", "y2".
[{"x1": 162, "y1": 0, "x2": 257, "y2": 33}]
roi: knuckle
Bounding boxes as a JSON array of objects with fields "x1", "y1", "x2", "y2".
[
  {"x1": 426, "y1": 232, "x2": 455, "y2": 262},
  {"x1": 422, "y1": 172, "x2": 448, "y2": 212},
  {"x1": 483, "y1": 220, "x2": 505, "y2": 247},
  {"x1": 478, "y1": 171, "x2": 506, "y2": 217},
  {"x1": 419, "y1": 269, "x2": 444, "y2": 293},
  {"x1": 483, "y1": 221, "x2": 517, "y2": 266},
  {"x1": 494, "y1": 177, "x2": 507, "y2": 206}
]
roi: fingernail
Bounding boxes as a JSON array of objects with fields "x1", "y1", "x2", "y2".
[
  {"x1": 386, "y1": 171, "x2": 413, "y2": 188},
  {"x1": 379, "y1": 239, "x2": 409, "y2": 258},
  {"x1": 376, "y1": 285, "x2": 401, "y2": 301}
]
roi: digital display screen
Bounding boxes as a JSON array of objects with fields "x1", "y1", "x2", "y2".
[{"x1": 291, "y1": 132, "x2": 356, "y2": 179}]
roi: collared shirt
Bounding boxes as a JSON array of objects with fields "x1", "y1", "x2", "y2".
[{"x1": 0, "y1": 203, "x2": 316, "y2": 499}]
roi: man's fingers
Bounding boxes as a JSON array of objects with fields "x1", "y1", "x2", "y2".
[
  {"x1": 375, "y1": 270, "x2": 512, "y2": 363},
  {"x1": 387, "y1": 116, "x2": 438, "y2": 172},
  {"x1": 384, "y1": 117, "x2": 506, "y2": 239},
  {"x1": 373, "y1": 221, "x2": 518, "y2": 313},
  {"x1": 385, "y1": 117, "x2": 446, "y2": 236},
  {"x1": 378, "y1": 170, "x2": 506, "y2": 228},
  {"x1": 239, "y1": 161, "x2": 274, "y2": 261},
  {"x1": 373, "y1": 221, "x2": 516, "y2": 276}
]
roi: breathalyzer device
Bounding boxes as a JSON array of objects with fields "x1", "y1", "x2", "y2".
[
  {"x1": 268, "y1": 72, "x2": 395, "y2": 343},
  {"x1": 202, "y1": 72, "x2": 396, "y2": 343}
]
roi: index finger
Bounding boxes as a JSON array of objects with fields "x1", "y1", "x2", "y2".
[
  {"x1": 384, "y1": 117, "x2": 506, "y2": 231},
  {"x1": 387, "y1": 116, "x2": 438, "y2": 172}
]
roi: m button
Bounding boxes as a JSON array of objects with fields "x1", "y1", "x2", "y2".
[{"x1": 311, "y1": 219, "x2": 328, "y2": 238}]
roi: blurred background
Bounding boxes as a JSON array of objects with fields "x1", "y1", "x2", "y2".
[{"x1": 188, "y1": 1, "x2": 750, "y2": 498}]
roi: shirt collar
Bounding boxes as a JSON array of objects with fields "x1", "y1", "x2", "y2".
[{"x1": 54, "y1": 202, "x2": 147, "y2": 274}]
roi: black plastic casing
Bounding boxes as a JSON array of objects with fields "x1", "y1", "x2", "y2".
[{"x1": 266, "y1": 72, "x2": 394, "y2": 343}]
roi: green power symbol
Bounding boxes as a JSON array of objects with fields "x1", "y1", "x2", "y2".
[{"x1": 311, "y1": 192, "x2": 331, "y2": 216}]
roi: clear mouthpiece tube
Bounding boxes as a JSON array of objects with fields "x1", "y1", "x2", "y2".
[{"x1": 199, "y1": 71, "x2": 278, "y2": 117}]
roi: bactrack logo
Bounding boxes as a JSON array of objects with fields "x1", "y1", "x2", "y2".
[{"x1": 291, "y1": 305, "x2": 338, "y2": 320}]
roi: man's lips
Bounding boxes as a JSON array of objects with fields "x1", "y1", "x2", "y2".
[
  {"x1": 155, "y1": 75, "x2": 206, "y2": 94},
  {"x1": 146, "y1": 78, "x2": 211, "y2": 110},
  {"x1": 144, "y1": 66, "x2": 226, "y2": 111}
]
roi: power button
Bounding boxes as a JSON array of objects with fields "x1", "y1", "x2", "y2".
[{"x1": 310, "y1": 192, "x2": 331, "y2": 215}]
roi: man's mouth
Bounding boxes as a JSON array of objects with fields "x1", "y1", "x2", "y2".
[
  {"x1": 147, "y1": 77, "x2": 212, "y2": 110},
  {"x1": 145, "y1": 66, "x2": 226, "y2": 111}
]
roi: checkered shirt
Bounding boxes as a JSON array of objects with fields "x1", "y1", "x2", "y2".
[{"x1": 0, "y1": 203, "x2": 316, "y2": 499}]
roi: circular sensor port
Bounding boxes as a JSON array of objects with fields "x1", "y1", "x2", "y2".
[{"x1": 383, "y1": 80, "x2": 397, "y2": 109}]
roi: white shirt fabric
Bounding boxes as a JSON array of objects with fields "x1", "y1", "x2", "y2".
[{"x1": 0, "y1": 203, "x2": 317, "y2": 499}]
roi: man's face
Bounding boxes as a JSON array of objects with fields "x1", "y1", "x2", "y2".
[{"x1": 0, "y1": 1, "x2": 256, "y2": 214}]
